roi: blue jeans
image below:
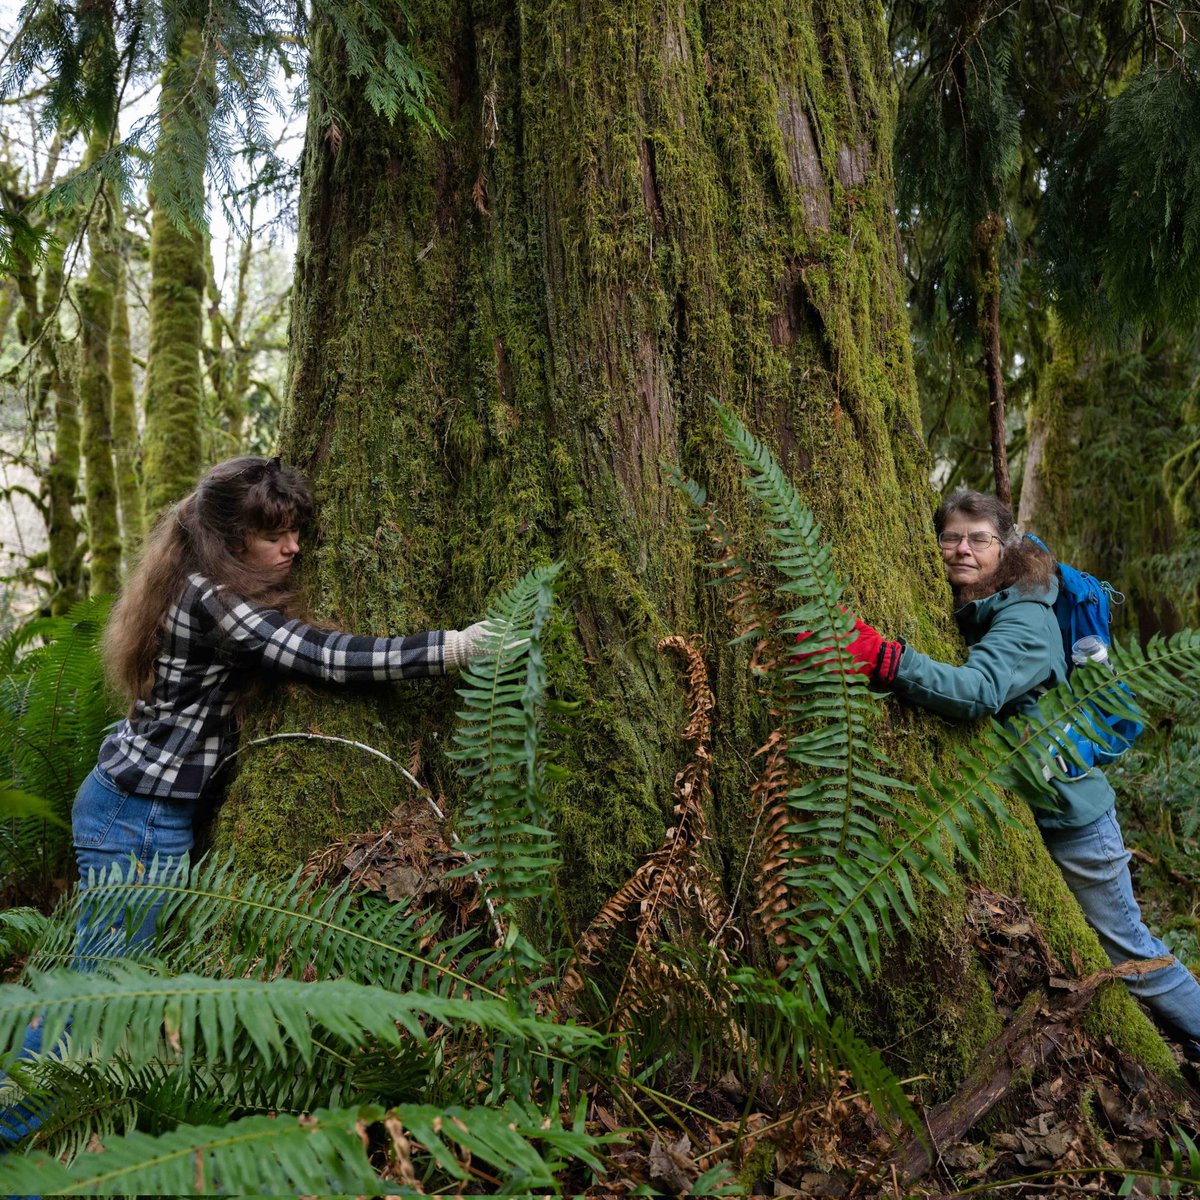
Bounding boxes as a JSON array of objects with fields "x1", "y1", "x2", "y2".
[
  {"x1": 0, "y1": 767, "x2": 194, "y2": 1143},
  {"x1": 1043, "y1": 807, "x2": 1200, "y2": 1053},
  {"x1": 70, "y1": 766, "x2": 195, "y2": 966}
]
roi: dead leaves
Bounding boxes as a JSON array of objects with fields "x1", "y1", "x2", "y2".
[
  {"x1": 888, "y1": 887, "x2": 1200, "y2": 1194},
  {"x1": 304, "y1": 794, "x2": 482, "y2": 933},
  {"x1": 647, "y1": 1132, "x2": 698, "y2": 1194}
]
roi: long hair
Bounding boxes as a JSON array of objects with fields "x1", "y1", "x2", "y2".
[
  {"x1": 935, "y1": 487, "x2": 1055, "y2": 601},
  {"x1": 104, "y1": 456, "x2": 315, "y2": 705}
]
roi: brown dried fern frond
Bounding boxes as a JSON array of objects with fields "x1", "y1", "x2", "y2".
[
  {"x1": 559, "y1": 637, "x2": 727, "y2": 1008},
  {"x1": 750, "y1": 730, "x2": 796, "y2": 951},
  {"x1": 659, "y1": 635, "x2": 714, "y2": 748},
  {"x1": 614, "y1": 951, "x2": 760, "y2": 1077}
]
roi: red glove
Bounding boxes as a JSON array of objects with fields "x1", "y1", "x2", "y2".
[
  {"x1": 794, "y1": 614, "x2": 902, "y2": 687},
  {"x1": 845, "y1": 615, "x2": 902, "y2": 685}
]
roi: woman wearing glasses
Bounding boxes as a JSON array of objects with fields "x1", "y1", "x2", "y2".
[
  {"x1": 1, "y1": 456, "x2": 494, "y2": 1139},
  {"x1": 843, "y1": 487, "x2": 1200, "y2": 1067}
]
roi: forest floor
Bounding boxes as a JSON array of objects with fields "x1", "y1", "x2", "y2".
[{"x1": 317, "y1": 796, "x2": 1200, "y2": 1198}]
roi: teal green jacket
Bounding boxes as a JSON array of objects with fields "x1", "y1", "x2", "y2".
[{"x1": 892, "y1": 575, "x2": 1116, "y2": 829}]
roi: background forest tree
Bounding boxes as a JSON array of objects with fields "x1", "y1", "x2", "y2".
[
  {"x1": 892, "y1": 0, "x2": 1200, "y2": 630},
  {"x1": 1, "y1": 0, "x2": 1200, "y2": 1194}
]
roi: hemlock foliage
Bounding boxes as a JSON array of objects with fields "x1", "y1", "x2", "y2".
[
  {"x1": 0, "y1": 0, "x2": 440, "y2": 263},
  {"x1": 2, "y1": 423, "x2": 1200, "y2": 1192},
  {"x1": 894, "y1": 0, "x2": 1200, "y2": 640}
]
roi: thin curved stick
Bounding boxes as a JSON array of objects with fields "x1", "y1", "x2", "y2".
[{"x1": 215, "y1": 731, "x2": 504, "y2": 939}]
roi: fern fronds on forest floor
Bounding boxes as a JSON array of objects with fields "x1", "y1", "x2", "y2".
[{"x1": 0, "y1": 595, "x2": 118, "y2": 908}]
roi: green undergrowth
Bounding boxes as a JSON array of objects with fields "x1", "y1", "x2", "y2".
[{"x1": 6, "y1": 414, "x2": 1200, "y2": 1193}]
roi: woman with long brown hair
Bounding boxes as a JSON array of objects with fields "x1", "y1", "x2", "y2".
[
  {"x1": 1, "y1": 455, "x2": 492, "y2": 1139},
  {"x1": 84, "y1": 453, "x2": 490, "y2": 951}
]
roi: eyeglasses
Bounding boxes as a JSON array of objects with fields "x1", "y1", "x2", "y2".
[{"x1": 938, "y1": 531, "x2": 1002, "y2": 550}]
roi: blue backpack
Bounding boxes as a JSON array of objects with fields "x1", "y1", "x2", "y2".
[{"x1": 1024, "y1": 534, "x2": 1144, "y2": 774}]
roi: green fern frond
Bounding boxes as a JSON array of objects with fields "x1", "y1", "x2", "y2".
[
  {"x1": 999, "y1": 632, "x2": 1200, "y2": 795},
  {"x1": 0, "y1": 596, "x2": 116, "y2": 898},
  {"x1": 730, "y1": 969, "x2": 918, "y2": 1132},
  {"x1": 0, "y1": 965, "x2": 600, "y2": 1075},
  {"x1": 709, "y1": 405, "x2": 999, "y2": 1007},
  {"x1": 0, "y1": 1099, "x2": 609, "y2": 1196},
  {"x1": 613, "y1": 944, "x2": 917, "y2": 1134},
  {"x1": 448, "y1": 563, "x2": 564, "y2": 969},
  {"x1": 0, "y1": 595, "x2": 115, "y2": 817},
  {"x1": 32, "y1": 855, "x2": 497, "y2": 999},
  {"x1": 0, "y1": 1105, "x2": 387, "y2": 1196},
  {"x1": 11, "y1": 1057, "x2": 232, "y2": 1162},
  {"x1": 0, "y1": 906, "x2": 49, "y2": 962}
]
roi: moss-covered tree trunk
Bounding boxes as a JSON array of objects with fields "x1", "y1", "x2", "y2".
[
  {"x1": 41, "y1": 299, "x2": 82, "y2": 615},
  {"x1": 203, "y1": 233, "x2": 249, "y2": 456},
  {"x1": 220, "y1": 0, "x2": 1176, "y2": 1096},
  {"x1": 110, "y1": 230, "x2": 144, "y2": 560},
  {"x1": 78, "y1": 134, "x2": 122, "y2": 595},
  {"x1": 142, "y1": 21, "x2": 209, "y2": 517},
  {"x1": 16, "y1": 236, "x2": 83, "y2": 615}
]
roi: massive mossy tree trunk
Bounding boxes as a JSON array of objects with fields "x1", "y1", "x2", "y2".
[
  {"x1": 220, "y1": 0, "x2": 1175, "y2": 1094},
  {"x1": 142, "y1": 22, "x2": 209, "y2": 517}
]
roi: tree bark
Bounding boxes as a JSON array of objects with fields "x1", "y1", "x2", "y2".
[
  {"x1": 17, "y1": 237, "x2": 83, "y2": 615},
  {"x1": 110, "y1": 224, "x2": 144, "y2": 560},
  {"x1": 78, "y1": 130, "x2": 122, "y2": 596},
  {"x1": 142, "y1": 22, "x2": 209, "y2": 517},
  {"x1": 217, "y1": 0, "x2": 1178, "y2": 1098},
  {"x1": 203, "y1": 232, "x2": 250, "y2": 456}
]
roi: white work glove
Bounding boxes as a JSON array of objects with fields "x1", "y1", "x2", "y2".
[{"x1": 443, "y1": 620, "x2": 495, "y2": 672}]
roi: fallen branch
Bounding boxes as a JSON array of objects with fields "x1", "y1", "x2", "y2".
[{"x1": 885, "y1": 955, "x2": 1173, "y2": 1186}]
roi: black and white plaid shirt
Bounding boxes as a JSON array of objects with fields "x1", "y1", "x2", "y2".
[{"x1": 98, "y1": 574, "x2": 447, "y2": 800}]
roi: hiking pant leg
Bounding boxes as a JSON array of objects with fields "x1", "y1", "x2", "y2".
[{"x1": 1043, "y1": 807, "x2": 1200, "y2": 1051}]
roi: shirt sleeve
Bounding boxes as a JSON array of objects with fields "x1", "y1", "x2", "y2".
[
  {"x1": 891, "y1": 604, "x2": 1053, "y2": 721},
  {"x1": 198, "y1": 584, "x2": 447, "y2": 682}
]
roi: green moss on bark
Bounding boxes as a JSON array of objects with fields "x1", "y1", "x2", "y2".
[
  {"x1": 19, "y1": 237, "x2": 85, "y2": 615},
  {"x1": 78, "y1": 135, "x2": 122, "y2": 596},
  {"x1": 216, "y1": 0, "x2": 1184, "y2": 1101},
  {"x1": 142, "y1": 23, "x2": 209, "y2": 517},
  {"x1": 110, "y1": 244, "x2": 143, "y2": 560}
]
